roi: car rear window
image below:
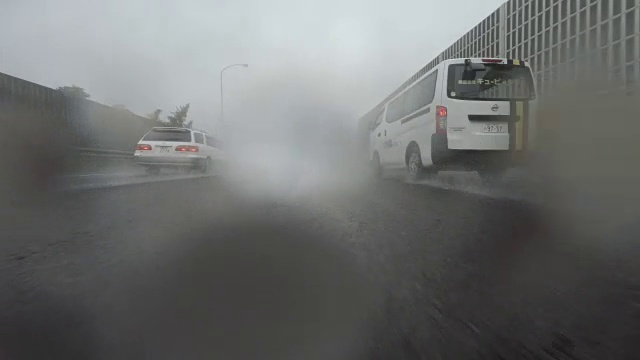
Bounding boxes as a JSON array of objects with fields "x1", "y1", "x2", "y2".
[
  {"x1": 142, "y1": 129, "x2": 192, "y2": 142},
  {"x1": 447, "y1": 63, "x2": 535, "y2": 101}
]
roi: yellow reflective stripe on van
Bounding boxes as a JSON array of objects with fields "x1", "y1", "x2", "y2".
[{"x1": 515, "y1": 101, "x2": 524, "y2": 151}]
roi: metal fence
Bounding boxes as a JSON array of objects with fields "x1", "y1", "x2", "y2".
[{"x1": 358, "y1": 0, "x2": 640, "y2": 129}]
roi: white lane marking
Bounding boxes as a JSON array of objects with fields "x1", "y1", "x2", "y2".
[
  {"x1": 64, "y1": 172, "x2": 139, "y2": 178},
  {"x1": 60, "y1": 173, "x2": 214, "y2": 192},
  {"x1": 412, "y1": 176, "x2": 541, "y2": 204}
]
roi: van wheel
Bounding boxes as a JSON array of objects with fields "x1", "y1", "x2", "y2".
[
  {"x1": 371, "y1": 152, "x2": 382, "y2": 179},
  {"x1": 407, "y1": 146, "x2": 428, "y2": 181}
]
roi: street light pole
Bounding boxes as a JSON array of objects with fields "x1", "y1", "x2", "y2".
[{"x1": 220, "y1": 63, "x2": 248, "y2": 126}]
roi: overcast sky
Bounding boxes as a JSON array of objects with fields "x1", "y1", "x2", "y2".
[{"x1": 1, "y1": 0, "x2": 505, "y2": 133}]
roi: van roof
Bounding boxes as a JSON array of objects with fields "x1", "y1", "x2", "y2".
[{"x1": 443, "y1": 58, "x2": 529, "y2": 66}]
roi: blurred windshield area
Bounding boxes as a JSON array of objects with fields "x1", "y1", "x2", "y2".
[{"x1": 2, "y1": 0, "x2": 640, "y2": 359}]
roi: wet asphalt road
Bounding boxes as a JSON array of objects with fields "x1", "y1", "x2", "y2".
[{"x1": 1, "y1": 175, "x2": 639, "y2": 359}]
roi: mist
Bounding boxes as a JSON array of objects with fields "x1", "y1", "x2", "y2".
[
  {"x1": 218, "y1": 66, "x2": 350, "y2": 193},
  {"x1": 5, "y1": 0, "x2": 640, "y2": 358},
  {"x1": 1, "y1": 0, "x2": 506, "y2": 133}
]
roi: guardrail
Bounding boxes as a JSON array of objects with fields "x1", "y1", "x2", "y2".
[
  {"x1": 64, "y1": 147, "x2": 138, "y2": 176},
  {"x1": 73, "y1": 147, "x2": 134, "y2": 158}
]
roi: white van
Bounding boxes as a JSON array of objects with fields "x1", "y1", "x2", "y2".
[
  {"x1": 134, "y1": 127, "x2": 225, "y2": 175},
  {"x1": 369, "y1": 58, "x2": 537, "y2": 181}
]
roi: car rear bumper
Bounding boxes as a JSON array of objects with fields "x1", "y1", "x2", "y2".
[
  {"x1": 133, "y1": 154, "x2": 206, "y2": 167},
  {"x1": 431, "y1": 134, "x2": 525, "y2": 169}
]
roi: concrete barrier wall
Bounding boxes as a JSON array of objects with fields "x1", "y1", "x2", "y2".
[
  {"x1": 0, "y1": 71, "x2": 160, "y2": 153},
  {"x1": 0, "y1": 73, "x2": 71, "y2": 196},
  {"x1": 66, "y1": 98, "x2": 159, "y2": 152},
  {"x1": 0, "y1": 71, "x2": 162, "y2": 191},
  {"x1": 0, "y1": 72, "x2": 67, "y2": 137}
]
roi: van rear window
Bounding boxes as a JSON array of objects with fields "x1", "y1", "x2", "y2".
[
  {"x1": 447, "y1": 64, "x2": 535, "y2": 101},
  {"x1": 142, "y1": 129, "x2": 192, "y2": 142}
]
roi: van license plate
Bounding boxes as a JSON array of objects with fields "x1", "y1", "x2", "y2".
[
  {"x1": 158, "y1": 147, "x2": 171, "y2": 153},
  {"x1": 483, "y1": 124, "x2": 507, "y2": 133}
]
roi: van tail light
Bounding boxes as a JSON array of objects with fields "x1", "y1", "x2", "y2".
[
  {"x1": 435, "y1": 106, "x2": 448, "y2": 135},
  {"x1": 136, "y1": 144, "x2": 152, "y2": 151},
  {"x1": 481, "y1": 58, "x2": 503, "y2": 63},
  {"x1": 175, "y1": 145, "x2": 199, "y2": 152}
]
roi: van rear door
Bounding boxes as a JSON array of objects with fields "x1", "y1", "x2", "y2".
[{"x1": 443, "y1": 60, "x2": 535, "y2": 151}]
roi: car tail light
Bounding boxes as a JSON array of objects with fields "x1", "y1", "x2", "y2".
[
  {"x1": 435, "y1": 106, "x2": 447, "y2": 135},
  {"x1": 136, "y1": 144, "x2": 152, "y2": 151},
  {"x1": 481, "y1": 58, "x2": 503, "y2": 63},
  {"x1": 175, "y1": 145, "x2": 199, "y2": 152}
]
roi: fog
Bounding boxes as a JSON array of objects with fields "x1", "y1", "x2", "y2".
[
  {"x1": 1, "y1": 0, "x2": 506, "y2": 132},
  {"x1": 4, "y1": 1, "x2": 640, "y2": 358},
  {"x1": 1, "y1": 0, "x2": 507, "y2": 196}
]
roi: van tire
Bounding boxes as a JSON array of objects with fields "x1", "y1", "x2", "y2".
[{"x1": 406, "y1": 145, "x2": 428, "y2": 182}]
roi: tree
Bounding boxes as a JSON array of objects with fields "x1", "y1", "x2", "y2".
[
  {"x1": 166, "y1": 103, "x2": 190, "y2": 128},
  {"x1": 57, "y1": 85, "x2": 90, "y2": 99},
  {"x1": 147, "y1": 109, "x2": 163, "y2": 122}
]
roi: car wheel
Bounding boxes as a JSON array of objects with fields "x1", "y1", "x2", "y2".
[
  {"x1": 201, "y1": 158, "x2": 212, "y2": 174},
  {"x1": 406, "y1": 145, "x2": 427, "y2": 182}
]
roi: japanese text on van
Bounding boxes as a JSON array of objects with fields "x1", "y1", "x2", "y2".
[{"x1": 447, "y1": 63, "x2": 535, "y2": 101}]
